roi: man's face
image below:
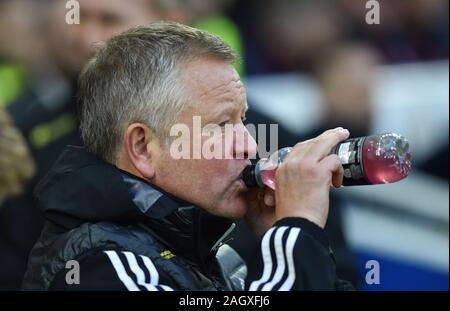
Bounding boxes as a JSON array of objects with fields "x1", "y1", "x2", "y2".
[
  {"x1": 150, "y1": 58, "x2": 258, "y2": 219},
  {"x1": 49, "y1": 0, "x2": 164, "y2": 74}
]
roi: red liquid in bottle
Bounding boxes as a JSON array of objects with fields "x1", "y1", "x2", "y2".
[
  {"x1": 362, "y1": 135, "x2": 412, "y2": 184},
  {"x1": 251, "y1": 133, "x2": 412, "y2": 189},
  {"x1": 260, "y1": 168, "x2": 277, "y2": 191}
]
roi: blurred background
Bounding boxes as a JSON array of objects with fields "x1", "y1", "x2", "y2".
[{"x1": 0, "y1": 0, "x2": 448, "y2": 290}]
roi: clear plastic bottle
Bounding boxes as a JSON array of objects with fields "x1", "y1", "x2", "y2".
[{"x1": 242, "y1": 133, "x2": 412, "y2": 189}]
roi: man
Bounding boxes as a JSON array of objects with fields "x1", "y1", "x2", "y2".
[
  {"x1": 8, "y1": 0, "x2": 183, "y2": 184},
  {"x1": 23, "y1": 22, "x2": 351, "y2": 290}
]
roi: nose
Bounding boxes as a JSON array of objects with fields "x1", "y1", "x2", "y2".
[{"x1": 233, "y1": 124, "x2": 257, "y2": 160}]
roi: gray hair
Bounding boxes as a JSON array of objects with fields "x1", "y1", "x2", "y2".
[{"x1": 78, "y1": 21, "x2": 237, "y2": 163}]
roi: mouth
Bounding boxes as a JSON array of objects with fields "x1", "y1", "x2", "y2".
[
  {"x1": 235, "y1": 162, "x2": 252, "y2": 191},
  {"x1": 235, "y1": 178, "x2": 248, "y2": 193},
  {"x1": 237, "y1": 161, "x2": 250, "y2": 180}
]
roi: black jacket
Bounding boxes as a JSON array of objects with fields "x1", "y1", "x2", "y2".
[{"x1": 22, "y1": 146, "x2": 351, "y2": 291}]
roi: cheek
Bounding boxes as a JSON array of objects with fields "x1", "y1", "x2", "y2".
[
  {"x1": 201, "y1": 133, "x2": 230, "y2": 159},
  {"x1": 187, "y1": 161, "x2": 238, "y2": 206},
  {"x1": 155, "y1": 145, "x2": 237, "y2": 205},
  {"x1": 194, "y1": 160, "x2": 230, "y2": 187},
  {"x1": 157, "y1": 157, "x2": 228, "y2": 190}
]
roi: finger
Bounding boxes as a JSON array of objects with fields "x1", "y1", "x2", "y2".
[
  {"x1": 285, "y1": 140, "x2": 314, "y2": 163},
  {"x1": 288, "y1": 127, "x2": 345, "y2": 161},
  {"x1": 331, "y1": 162, "x2": 344, "y2": 188},
  {"x1": 306, "y1": 127, "x2": 345, "y2": 143},
  {"x1": 316, "y1": 127, "x2": 345, "y2": 139},
  {"x1": 305, "y1": 128, "x2": 350, "y2": 162},
  {"x1": 320, "y1": 154, "x2": 344, "y2": 187},
  {"x1": 264, "y1": 188, "x2": 275, "y2": 207}
]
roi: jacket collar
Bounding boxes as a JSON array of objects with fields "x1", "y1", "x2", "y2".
[
  {"x1": 36, "y1": 146, "x2": 235, "y2": 268},
  {"x1": 121, "y1": 171, "x2": 235, "y2": 267}
]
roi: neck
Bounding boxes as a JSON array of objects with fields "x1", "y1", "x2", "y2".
[{"x1": 116, "y1": 154, "x2": 145, "y2": 181}]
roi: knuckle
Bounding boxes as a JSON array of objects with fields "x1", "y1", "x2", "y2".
[
  {"x1": 316, "y1": 136, "x2": 327, "y2": 144},
  {"x1": 284, "y1": 159, "x2": 300, "y2": 170},
  {"x1": 275, "y1": 163, "x2": 289, "y2": 180},
  {"x1": 294, "y1": 141, "x2": 308, "y2": 149},
  {"x1": 277, "y1": 161, "x2": 289, "y2": 174},
  {"x1": 332, "y1": 131, "x2": 342, "y2": 139},
  {"x1": 321, "y1": 129, "x2": 333, "y2": 136},
  {"x1": 329, "y1": 154, "x2": 341, "y2": 163},
  {"x1": 322, "y1": 128, "x2": 341, "y2": 136}
]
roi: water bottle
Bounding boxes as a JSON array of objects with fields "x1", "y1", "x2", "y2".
[{"x1": 242, "y1": 132, "x2": 412, "y2": 189}]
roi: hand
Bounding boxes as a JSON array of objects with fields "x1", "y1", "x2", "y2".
[
  {"x1": 274, "y1": 128, "x2": 349, "y2": 228},
  {"x1": 245, "y1": 158, "x2": 277, "y2": 236},
  {"x1": 245, "y1": 186, "x2": 276, "y2": 237}
]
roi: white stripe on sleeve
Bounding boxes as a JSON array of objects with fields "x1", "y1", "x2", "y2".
[
  {"x1": 278, "y1": 227, "x2": 301, "y2": 291},
  {"x1": 104, "y1": 250, "x2": 140, "y2": 291},
  {"x1": 261, "y1": 226, "x2": 289, "y2": 290},
  {"x1": 104, "y1": 251, "x2": 174, "y2": 291},
  {"x1": 122, "y1": 251, "x2": 158, "y2": 291},
  {"x1": 158, "y1": 285, "x2": 174, "y2": 291},
  {"x1": 139, "y1": 254, "x2": 160, "y2": 285},
  {"x1": 248, "y1": 227, "x2": 277, "y2": 291}
]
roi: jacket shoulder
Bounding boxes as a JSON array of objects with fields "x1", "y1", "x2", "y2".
[{"x1": 23, "y1": 222, "x2": 165, "y2": 290}]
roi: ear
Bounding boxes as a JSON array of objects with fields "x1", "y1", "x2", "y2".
[{"x1": 123, "y1": 123, "x2": 156, "y2": 179}]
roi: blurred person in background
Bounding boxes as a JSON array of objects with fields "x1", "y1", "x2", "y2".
[
  {"x1": 0, "y1": 0, "x2": 49, "y2": 290},
  {"x1": 231, "y1": 0, "x2": 350, "y2": 74},
  {"x1": 178, "y1": 0, "x2": 245, "y2": 76},
  {"x1": 337, "y1": 0, "x2": 449, "y2": 63},
  {"x1": 0, "y1": 0, "x2": 48, "y2": 107},
  {"x1": 0, "y1": 106, "x2": 38, "y2": 288},
  {"x1": 0, "y1": 0, "x2": 185, "y2": 290},
  {"x1": 301, "y1": 44, "x2": 381, "y2": 286},
  {"x1": 7, "y1": 0, "x2": 185, "y2": 180},
  {"x1": 231, "y1": 0, "x2": 448, "y2": 71},
  {"x1": 310, "y1": 43, "x2": 381, "y2": 139}
]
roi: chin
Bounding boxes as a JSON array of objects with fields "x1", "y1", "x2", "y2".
[{"x1": 215, "y1": 196, "x2": 248, "y2": 220}]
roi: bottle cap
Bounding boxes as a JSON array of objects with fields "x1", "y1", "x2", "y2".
[{"x1": 242, "y1": 164, "x2": 258, "y2": 187}]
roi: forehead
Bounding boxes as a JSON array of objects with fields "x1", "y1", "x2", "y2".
[
  {"x1": 182, "y1": 58, "x2": 247, "y2": 112},
  {"x1": 78, "y1": 0, "x2": 150, "y2": 17}
]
